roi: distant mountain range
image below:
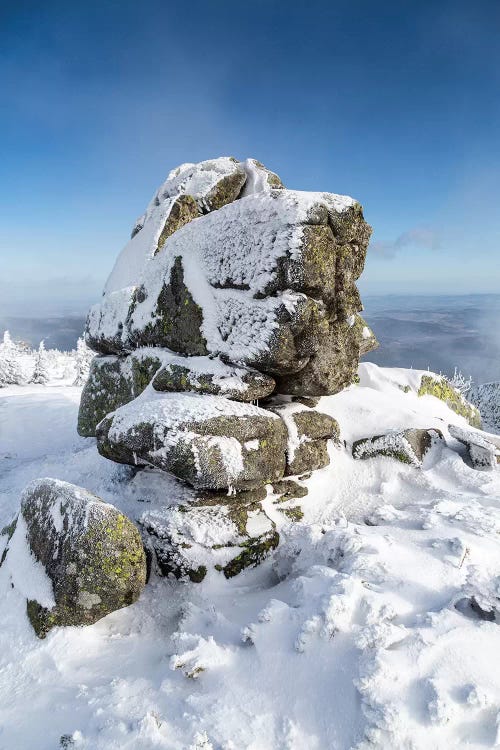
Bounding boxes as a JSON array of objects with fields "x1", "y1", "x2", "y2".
[{"x1": 362, "y1": 294, "x2": 500, "y2": 384}]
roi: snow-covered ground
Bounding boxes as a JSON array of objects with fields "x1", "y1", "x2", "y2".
[{"x1": 1, "y1": 365, "x2": 499, "y2": 750}]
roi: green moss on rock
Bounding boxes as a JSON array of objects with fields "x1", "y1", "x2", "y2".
[
  {"x1": 222, "y1": 531, "x2": 280, "y2": 578},
  {"x1": 21, "y1": 479, "x2": 147, "y2": 638},
  {"x1": 418, "y1": 375, "x2": 482, "y2": 428}
]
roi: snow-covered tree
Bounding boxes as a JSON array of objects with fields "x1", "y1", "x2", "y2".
[
  {"x1": 30, "y1": 341, "x2": 50, "y2": 385},
  {"x1": 449, "y1": 367, "x2": 473, "y2": 398},
  {"x1": 0, "y1": 331, "x2": 24, "y2": 387},
  {"x1": 73, "y1": 336, "x2": 94, "y2": 386}
]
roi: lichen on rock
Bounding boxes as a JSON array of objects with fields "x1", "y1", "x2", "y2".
[
  {"x1": 418, "y1": 375, "x2": 481, "y2": 428},
  {"x1": 15, "y1": 478, "x2": 147, "y2": 638}
]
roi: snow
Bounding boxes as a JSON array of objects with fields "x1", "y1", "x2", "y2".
[
  {"x1": 2, "y1": 512, "x2": 55, "y2": 609},
  {"x1": 0, "y1": 362, "x2": 499, "y2": 749}
]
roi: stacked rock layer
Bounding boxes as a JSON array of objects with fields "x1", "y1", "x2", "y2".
[{"x1": 79, "y1": 157, "x2": 377, "y2": 578}]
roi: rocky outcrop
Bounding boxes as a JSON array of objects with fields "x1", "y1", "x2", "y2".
[
  {"x1": 10, "y1": 479, "x2": 146, "y2": 637},
  {"x1": 77, "y1": 156, "x2": 376, "y2": 578},
  {"x1": 82, "y1": 156, "x2": 375, "y2": 401},
  {"x1": 448, "y1": 424, "x2": 500, "y2": 470},
  {"x1": 353, "y1": 428, "x2": 444, "y2": 466}
]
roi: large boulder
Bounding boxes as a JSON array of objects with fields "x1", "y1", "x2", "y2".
[
  {"x1": 84, "y1": 157, "x2": 376, "y2": 397},
  {"x1": 96, "y1": 390, "x2": 287, "y2": 491},
  {"x1": 11, "y1": 478, "x2": 147, "y2": 638}
]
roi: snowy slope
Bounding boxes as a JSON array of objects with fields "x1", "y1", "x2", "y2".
[{"x1": 0, "y1": 365, "x2": 499, "y2": 750}]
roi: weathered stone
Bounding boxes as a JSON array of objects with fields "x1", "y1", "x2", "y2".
[
  {"x1": 128, "y1": 256, "x2": 208, "y2": 354},
  {"x1": 154, "y1": 195, "x2": 200, "y2": 252},
  {"x1": 79, "y1": 350, "x2": 276, "y2": 437},
  {"x1": 418, "y1": 375, "x2": 481, "y2": 428},
  {"x1": 271, "y1": 479, "x2": 309, "y2": 500},
  {"x1": 152, "y1": 359, "x2": 275, "y2": 402},
  {"x1": 140, "y1": 489, "x2": 278, "y2": 581},
  {"x1": 448, "y1": 424, "x2": 500, "y2": 470},
  {"x1": 85, "y1": 159, "x2": 373, "y2": 399},
  {"x1": 353, "y1": 428, "x2": 444, "y2": 466},
  {"x1": 275, "y1": 315, "x2": 376, "y2": 395},
  {"x1": 17, "y1": 479, "x2": 146, "y2": 638},
  {"x1": 285, "y1": 440, "x2": 331, "y2": 476},
  {"x1": 78, "y1": 356, "x2": 137, "y2": 437},
  {"x1": 131, "y1": 157, "x2": 247, "y2": 239},
  {"x1": 268, "y1": 403, "x2": 339, "y2": 475},
  {"x1": 291, "y1": 396, "x2": 320, "y2": 408},
  {"x1": 96, "y1": 392, "x2": 287, "y2": 491}
]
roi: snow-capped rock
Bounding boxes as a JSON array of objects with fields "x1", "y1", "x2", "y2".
[
  {"x1": 352, "y1": 428, "x2": 444, "y2": 466},
  {"x1": 96, "y1": 389, "x2": 287, "y2": 490}
]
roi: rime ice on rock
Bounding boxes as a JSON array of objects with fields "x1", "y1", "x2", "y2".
[
  {"x1": 84, "y1": 157, "x2": 376, "y2": 396},
  {"x1": 78, "y1": 156, "x2": 378, "y2": 577}
]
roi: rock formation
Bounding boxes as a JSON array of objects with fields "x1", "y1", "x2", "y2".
[{"x1": 78, "y1": 156, "x2": 377, "y2": 577}]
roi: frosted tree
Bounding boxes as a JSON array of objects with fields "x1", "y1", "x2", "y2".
[
  {"x1": 31, "y1": 341, "x2": 50, "y2": 385},
  {"x1": 0, "y1": 331, "x2": 24, "y2": 386},
  {"x1": 73, "y1": 336, "x2": 94, "y2": 386},
  {"x1": 449, "y1": 367, "x2": 473, "y2": 398}
]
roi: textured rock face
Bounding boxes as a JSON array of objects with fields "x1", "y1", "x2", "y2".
[
  {"x1": 79, "y1": 349, "x2": 276, "y2": 437},
  {"x1": 96, "y1": 391, "x2": 287, "y2": 491},
  {"x1": 18, "y1": 478, "x2": 146, "y2": 637},
  {"x1": 268, "y1": 402, "x2": 340, "y2": 475},
  {"x1": 83, "y1": 156, "x2": 375, "y2": 398}
]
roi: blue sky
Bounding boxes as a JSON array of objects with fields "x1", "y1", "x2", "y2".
[{"x1": 1, "y1": 0, "x2": 499, "y2": 315}]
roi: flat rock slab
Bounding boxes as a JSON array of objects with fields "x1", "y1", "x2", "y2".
[
  {"x1": 78, "y1": 349, "x2": 275, "y2": 437},
  {"x1": 96, "y1": 390, "x2": 287, "y2": 491},
  {"x1": 448, "y1": 424, "x2": 500, "y2": 470},
  {"x1": 353, "y1": 428, "x2": 444, "y2": 466},
  {"x1": 12, "y1": 478, "x2": 146, "y2": 638}
]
